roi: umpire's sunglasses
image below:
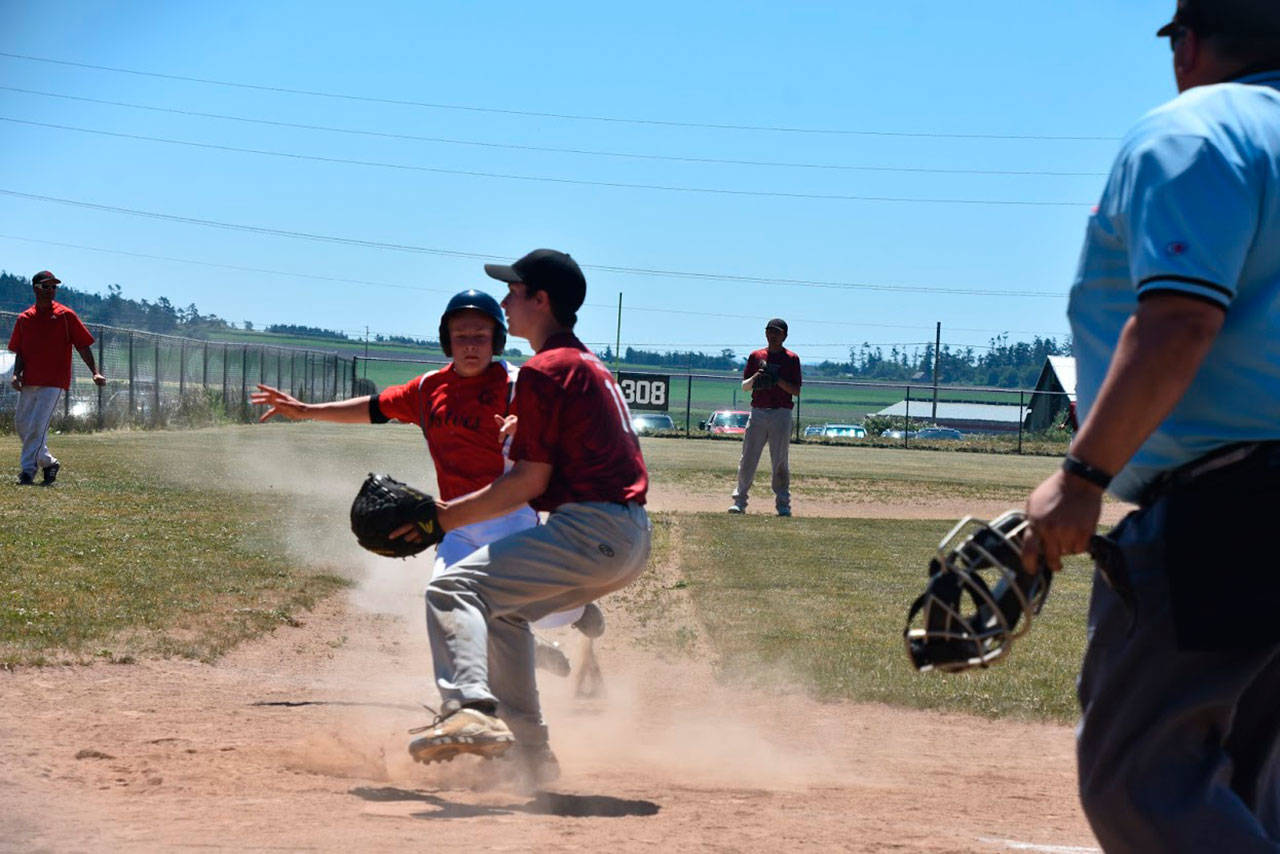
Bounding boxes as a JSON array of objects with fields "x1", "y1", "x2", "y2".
[{"x1": 34, "y1": 282, "x2": 58, "y2": 290}]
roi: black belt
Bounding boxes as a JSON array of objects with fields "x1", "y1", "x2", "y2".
[{"x1": 1137, "y1": 440, "x2": 1280, "y2": 507}]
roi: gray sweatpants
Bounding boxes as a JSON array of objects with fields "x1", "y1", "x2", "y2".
[
  {"x1": 425, "y1": 501, "x2": 650, "y2": 745},
  {"x1": 1077, "y1": 501, "x2": 1280, "y2": 853},
  {"x1": 15, "y1": 385, "x2": 62, "y2": 477},
  {"x1": 732, "y1": 406, "x2": 792, "y2": 512}
]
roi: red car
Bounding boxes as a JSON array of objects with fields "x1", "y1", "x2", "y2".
[{"x1": 701, "y1": 409, "x2": 751, "y2": 435}]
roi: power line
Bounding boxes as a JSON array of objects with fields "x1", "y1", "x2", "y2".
[
  {"x1": 0, "y1": 51, "x2": 1122, "y2": 142},
  {"x1": 0, "y1": 117, "x2": 1094, "y2": 208},
  {"x1": 0, "y1": 234, "x2": 1071, "y2": 339},
  {"x1": 0, "y1": 86, "x2": 1110, "y2": 178},
  {"x1": 0, "y1": 191, "x2": 1070, "y2": 298}
]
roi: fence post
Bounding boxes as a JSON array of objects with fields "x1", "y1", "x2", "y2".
[
  {"x1": 1017, "y1": 391, "x2": 1025, "y2": 454},
  {"x1": 96, "y1": 326, "x2": 105, "y2": 429},
  {"x1": 222, "y1": 344, "x2": 229, "y2": 408},
  {"x1": 903, "y1": 385, "x2": 911, "y2": 447},
  {"x1": 793, "y1": 396, "x2": 801, "y2": 442},
  {"x1": 153, "y1": 338, "x2": 161, "y2": 423},
  {"x1": 202, "y1": 342, "x2": 208, "y2": 390},
  {"x1": 128, "y1": 332, "x2": 135, "y2": 420},
  {"x1": 351, "y1": 356, "x2": 359, "y2": 396},
  {"x1": 290, "y1": 351, "x2": 296, "y2": 397},
  {"x1": 241, "y1": 345, "x2": 248, "y2": 421},
  {"x1": 684, "y1": 373, "x2": 692, "y2": 436},
  {"x1": 277, "y1": 350, "x2": 283, "y2": 390},
  {"x1": 179, "y1": 340, "x2": 187, "y2": 400}
]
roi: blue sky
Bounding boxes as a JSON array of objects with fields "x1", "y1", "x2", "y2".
[{"x1": 2, "y1": 1, "x2": 1180, "y2": 362}]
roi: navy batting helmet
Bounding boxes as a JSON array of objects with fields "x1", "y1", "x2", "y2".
[{"x1": 439, "y1": 289, "x2": 506, "y2": 357}]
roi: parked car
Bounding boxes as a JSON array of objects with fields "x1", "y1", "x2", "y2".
[
  {"x1": 916, "y1": 426, "x2": 964, "y2": 440},
  {"x1": 820, "y1": 423, "x2": 867, "y2": 439},
  {"x1": 632, "y1": 412, "x2": 676, "y2": 435},
  {"x1": 699, "y1": 409, "x2": 751, "y2": 435},
  {"x1": 881, "y1": 428, "x2": 911, "y2": 439},
  {"x1": 803, "y1": 424, "x2": 825, "y2": 437}
]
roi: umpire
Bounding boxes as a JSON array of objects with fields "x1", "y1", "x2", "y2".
[{"x1": 1022, "y1": 2, "x2": 1280, "y2": 849}]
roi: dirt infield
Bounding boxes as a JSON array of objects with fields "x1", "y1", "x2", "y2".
[{"x1": 0, "y1": 463, "x2": 1103, "y2": 852}]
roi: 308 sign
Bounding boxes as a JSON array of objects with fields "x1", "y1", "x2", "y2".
[{"x1": 617, "y1": 372, "x2": 671, "y2": 412}]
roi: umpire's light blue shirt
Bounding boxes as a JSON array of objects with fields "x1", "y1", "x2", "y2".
[{"x1": 1069, "y1": 70, "x2": 1280, "y2": 503}]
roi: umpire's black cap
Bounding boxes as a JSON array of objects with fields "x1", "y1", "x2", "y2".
[
  {"x1": 485, "y1": 249, "x2": 586, "y2": 315},
  {"x1": 1157, "y1": 0, "x2": 1280, "y2": 38}
]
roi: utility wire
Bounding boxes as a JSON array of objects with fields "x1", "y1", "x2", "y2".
[
  {"x1": 0, "y1": 51, "x2": 1122, "y2": 142},
  {"x1": 0, "y1": 191, "x2": 1070, "y2": 298},
  {"x1": 0, "y1": 117, "x2": 1094, "y2": 208},
  {"x1": 0, "y1": 86, "x2": 1110, "y2": 178}
]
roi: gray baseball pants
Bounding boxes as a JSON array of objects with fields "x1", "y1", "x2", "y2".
[
  {"x1": 732, "y1": 406, "x2": 792, "y2": 512},
  {"x1": 425, "y1": 501, "x2": 650, "y2": 745},
  {"x1": 1077, "y1": 498, "x2": 1280, "y2": 853},
  {"x1": 15, "y1": 385, "x2": 62, "y2": 477}
]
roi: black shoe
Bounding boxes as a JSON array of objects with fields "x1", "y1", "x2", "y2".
[
  {"x1": 17, "y1": 471, "x2": 34, "y2": 485},
  {"x1": 507, "y1": 741, "x2": 561, "y2": 789},
  {"x1": 571, "y1": 602, "x2": 606, "y2": 639},
  {"x1": 41, "y1": 463, "x2": 59, "y2": 486}
]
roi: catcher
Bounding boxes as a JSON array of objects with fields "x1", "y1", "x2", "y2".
[{"x1": 252, "y1": 290, "x2": 602, "y2": 674}]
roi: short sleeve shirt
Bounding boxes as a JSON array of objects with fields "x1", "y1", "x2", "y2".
[
  {"x1": 509, "y1": 332, "x2": 648, "y2": 511},
  {"x1": 1068, "y1": 71, "x2": 1280, "y2": 502},
  {"x1": 6, "y1": 302, "x2": 95, "y2": 390},
  {"x1": 375, "y1": 361, "x2": 515, "y2": 501},
  {"x1": 744, "y1": 347, "x2": 802, "y2": 409}
]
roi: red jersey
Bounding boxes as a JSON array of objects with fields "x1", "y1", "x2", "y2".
[
  {"x1": 375, "y1": 361, "x2": 515, "y2": 501},
  {"x1": 7, "y1": 302, "x2": 95, "y2": 390},
  {"x1": 745, "y1": 347, "x2": 802, "y2": 410},
  {"x1": 510, "y1": 332, "x2": 648, "y2": 512}
]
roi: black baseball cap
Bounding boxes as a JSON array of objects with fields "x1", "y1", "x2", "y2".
[
  {"x1": 484, "y1": 249, "x2": 587, "y2": 314},
  {"x1": 1157, "y1": 0, "x2": 1280, "y2": 38},
  {"x1": 766, "y1": 318, "x2": 788, "y2": 333},
  {"x1": 32, "y1": 270, "x2": 61, "y2": 286}
]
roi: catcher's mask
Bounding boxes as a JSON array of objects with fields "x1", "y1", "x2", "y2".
[
  {"x1": 904, "y1": 510, "x2": 1051, "y2": 673},
  {"x1": 440, "y1": 289, "x2": 506, "y2": 357}
]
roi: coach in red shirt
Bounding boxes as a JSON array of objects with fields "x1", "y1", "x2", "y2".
[
  {"x1": 7, "y1": 270, "x2": 106, "y2": 485},
  {"x1": 406, "y1": 249, "x2": 651, "y2": 783},
  {"x1": 729, "y1": 318, "x2": 802, "y2": 516}
]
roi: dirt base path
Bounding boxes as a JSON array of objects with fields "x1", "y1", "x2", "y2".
[{"x1": 0, "y1": 509, "x2": 1099, "y2": 853}]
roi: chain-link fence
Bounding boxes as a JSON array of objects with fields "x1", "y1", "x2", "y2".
[
  {"x1": 357, "y1": 355, "x2": 1075, "y2": 455},
  {"x1": 0, "y1": 311, "x2": 357, "y2": 431}
]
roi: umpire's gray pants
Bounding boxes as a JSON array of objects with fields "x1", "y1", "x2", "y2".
[
  {"x1": 732, "y1": 406, "x2": 792, "y2": 512},
  {"x1": 425, "y1": 501, "x2": 650, "y2": 745},
  {"x1": 1077, "y1": 501, "x2": 1280, "y2": 853}
]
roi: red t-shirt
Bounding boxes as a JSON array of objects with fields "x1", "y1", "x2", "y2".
[
  {"x1": 744, "y1": 347, "x2": 802, "y2": 410},
  {"x1": 376, "y1": 361, "x2": 515, "y2": 501},
  {"x1": 510, "y1": 332, "x2": 648, "y2": 512},
  {"x1": 7, "y1": 302, "x2": 95, "y2": 390}
]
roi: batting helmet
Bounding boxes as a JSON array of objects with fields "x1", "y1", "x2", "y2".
[
  {"x1": 904, "y1": 510, "x2": 1052, "y2": 673},
  {"x1": 439, "y1": 289, "x2": 506, "y2": 358}
]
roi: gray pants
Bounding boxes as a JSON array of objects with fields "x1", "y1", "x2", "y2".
[
  {"x1": 425, "y1": 501, "x2": 650, "y2": 745},
  {"x1": 15, "y1": 385, "x2": 62, "y2": 477},
  {"x1": 1078, "y1": 500, "x2": 1280, "y2": 853},
  {"x1": 732, "y1": 407, "x2": 792, "y2": 512}
]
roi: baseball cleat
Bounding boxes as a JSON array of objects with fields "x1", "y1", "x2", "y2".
[
  {"x1": 17, "y1": 471, "x2": 35, "y2": 485},
  {"x1": 506, "y1": 741, "x2": 561, "y2": 788},
  {"x1": 727, "y1": 505, "x2": 745, "y2": 514},
  {"x1": 571, "y1": 602, "x2": 606, "y2": 639},
  {"x1": 41, "y1": 463, "x2": 59, "y2": 486},
  {"x1": 534, "y1": 635, "x2": 571, "y2": 677},
  {"x1": 776, "y1": 506, "x2": 791, "y2": 517},
  {"x1": 408, "y1": 706, "x2": 514, "y2": 765}
]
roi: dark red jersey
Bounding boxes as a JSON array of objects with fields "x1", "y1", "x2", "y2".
[
  {"x1": 745, "y1": 347, "x2": 802, "y2": 409},
  {"x1": 375, "y1": 361, "x2": 515, "y2": 501},
  {"x1": 510, "y1": 332, "x2": 648, "y2": 511},
  {"x1": 7, "y1": 302, "x2": 95, "y2": 390}
]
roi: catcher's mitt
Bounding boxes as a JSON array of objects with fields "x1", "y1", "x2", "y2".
[
  {"x1": 753, "y1": 363, "x2": 780, "y2": 390},
  {"x1": 903, "y1": 510, "x2": 1051, "y2": 673},
  {"x1": 350, "y1": 473, "x2": 443, "y2": 558}
]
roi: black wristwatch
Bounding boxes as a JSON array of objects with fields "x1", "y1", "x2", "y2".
[{"x1": 1062, "y1": 454, "x2": 1112, "y2": 489}]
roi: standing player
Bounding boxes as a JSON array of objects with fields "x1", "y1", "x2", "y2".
[
  {"x1": 728, "y1": 318, "x2": 801, "y2": 516},
  {"x1": 1022, "y1": 2, "x2": 1280, "y2": 848},
  {"x1": 402, "y1": 249, "x2": 649, "y2": 783},
  {"x1": 7, "y1": 270, "x2": 107, "y2": 485},
  {"x1": 252, "y1": 290, "x2": 599, "y2": 671}
]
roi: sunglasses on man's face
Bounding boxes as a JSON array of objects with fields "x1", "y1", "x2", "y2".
[{"x1": 35, "y1": 283, "x2": 58, "y2": 290}]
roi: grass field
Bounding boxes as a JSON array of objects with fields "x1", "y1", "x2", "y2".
[{"x1": 0, "y1": 425, "x2": 1092, "y2": 723}]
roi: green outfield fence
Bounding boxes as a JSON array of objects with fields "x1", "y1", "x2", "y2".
[
  {"x1": 0, "y1": 311, "x2": 357, "y2": 430},
  {"x1": 355, "y1": 354, "x2": 1075, "y2": 455}
]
